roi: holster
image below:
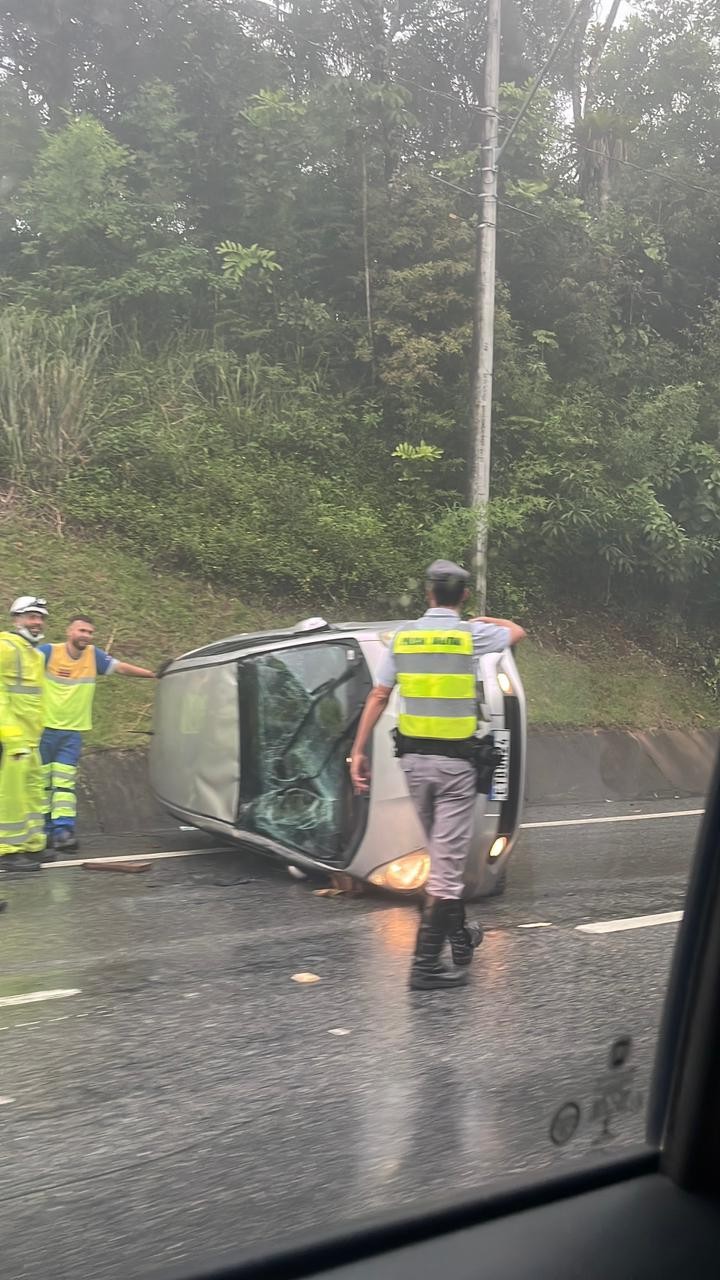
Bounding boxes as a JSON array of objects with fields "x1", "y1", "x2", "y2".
[{"x1": 473, "y1": 734, "x2": 504, "y2": 795}]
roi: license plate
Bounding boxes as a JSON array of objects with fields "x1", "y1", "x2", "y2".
[{"x1": 491, "y1": 729, "x2": 510, "y2": 801}]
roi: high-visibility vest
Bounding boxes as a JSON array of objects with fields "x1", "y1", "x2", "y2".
[
  {"x1": 43, "y1": 643, "x2": 98, "y2": 731},
  {"x1": 392, "y1": 621, "x2": 478, "y2": 740},
  {"x1": 0, "y1": 631, "x2": 45, "y2": 748}
]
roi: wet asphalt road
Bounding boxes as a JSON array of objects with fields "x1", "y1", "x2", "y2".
[{"x1": 0, "y1": 798, "x2": 703, "y2": 1280}]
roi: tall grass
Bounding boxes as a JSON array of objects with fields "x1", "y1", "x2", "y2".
[{"x1": 0, "y1": 308, "x2": 111, "y2": 488}]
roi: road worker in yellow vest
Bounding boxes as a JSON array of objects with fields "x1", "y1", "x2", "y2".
[
  {"x1": 350, "y1": 561, "x2": 526, "y2": 991},
  {"x1": 39, "y1": 614, "x2": 155, "y2": 853},
  {"x1": 0, "y1": 596, "x2": 49, "y2": 874}
]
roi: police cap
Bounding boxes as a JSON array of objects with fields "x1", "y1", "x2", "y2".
[{"x1": 425, "y1": 560, "x2": 470, "y2": 586}]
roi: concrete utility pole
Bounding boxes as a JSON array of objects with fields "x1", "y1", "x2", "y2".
[
  {"x1": 468, "y1": 0, "x2": 590, "y2": 610},
  {"x1": 469, "y1": 0, "x2": 501, "y2": 612}
]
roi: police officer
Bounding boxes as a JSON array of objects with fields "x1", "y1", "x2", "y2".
[{"x1": 350, "y1": 561, "x2": 525, "y2": 991}]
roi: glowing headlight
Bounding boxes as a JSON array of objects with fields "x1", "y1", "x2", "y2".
[
  {"x1": 489, "y1": 836, "x2": 508, "y2": 860},
  {"x1": 497, "y1": 671, "x2": 513, "y2": 695},
  {"x1": 369, "y1": 850, "x2": 430, "y2": 892}
]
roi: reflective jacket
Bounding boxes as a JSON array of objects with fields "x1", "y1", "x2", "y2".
[
  {"x1": 392, "y1": 620, "x2": 477, "y2": 740},
  {"x1": 0, "y1": 631, "x2": 45, "y2": 749},
  {"x1": 43, "y1": 643, "x2": 98, "y2": 731}
]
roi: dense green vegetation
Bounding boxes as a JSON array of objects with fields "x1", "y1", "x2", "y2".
[
  {"x1": 1, "y1": 515, "x2": 716, "y2": 747},
  {"x1": 1, "y1": 0, "x2": 720, "y2": 635}
]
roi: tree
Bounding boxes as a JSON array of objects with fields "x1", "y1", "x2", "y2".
[{"x1": 1, "y1": 0, "x2": 720, "y2": 617}]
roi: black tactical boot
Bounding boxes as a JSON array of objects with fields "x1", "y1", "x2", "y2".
[
  {"x1": 53, "y1": 829, "x2": 78, "y2": 853},
  {"x1": 409, "y1": 898, "x2": 469, "y2": 990},
  {"x1": 0, "y1": 853, "x2": 42, "y2": 874},
  {"x1": 447, "y1": 899, "x2": 484, "y2": 967}
]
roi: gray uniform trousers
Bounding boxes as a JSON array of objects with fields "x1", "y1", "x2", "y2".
[{"x1": 400, "y1": 754, "x2": 486, "y2": 899}]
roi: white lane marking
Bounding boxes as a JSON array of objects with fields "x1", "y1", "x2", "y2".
[
  {"x1": 0, "y1": 1009, "x2": 113, "y2": 1034},
  {"x1": 522, "y1": 808, "x2": 704, "y2": 831},
  {"x1": 518, "y1": 922, "x2": 554, "y2": 929},
  {"x1": 45, "y1": 847, "x2": 228, "y2": 870},
  {"x1": 576, "y1": 910, "x2": 683, "y2": 935},
  {"x1": 41, "y1": 808, "x2": 704, "y2": 870},
  {"x1": 0, "y1": 989, "x2": 80, "y2": 1009}
]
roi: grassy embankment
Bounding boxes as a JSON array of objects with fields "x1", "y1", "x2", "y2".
[{"x1": 1, "y1": 518, "x2": 716, "y2": 748}]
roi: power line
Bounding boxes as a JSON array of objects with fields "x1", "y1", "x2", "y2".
[
  {"x1": 246, "y1": 6, "x2": 719, "y2": 201},
  {"x1": 430, "y1": 176, "x2": 546, "y2": 232},
  {"x1": 245, "y1": 12, "x2": 517, "y2": 125},
  {"x1": 390, "y1": 39, "x2": 720, "y2": 200},
  {"x1": 494, "y1": 199, "x2": 652, "y2": 276},
  {"x1": 392, "y1": 66, "x2": 718, "y2": 199},
  {"x1": 497, "y1": 0, "x2": 589, "y2": 162},
  {"x1": 498, "y1": 199, "x2": 543, "y2": 221},
  {"x1": 434, "y1": 143, "x2": 717, "y2": 208},
  {"x1": 572, "y1": 144, "x2": 717, "y2": 197},
  {"x1": 432, "y1": 180, "x2": 635, "y2": 276},
  {"x1": 430, "y1": 177, "x2": 568, "y2": 232},
  {"x1": 392, "y1": 75, "x2": 512, "y2": 123},
  {"x1": 394, "y1": 75, "x2": 485, "y2": 111},
  {"x1": 429, "y1": 173, "x2": 481, "y2": 200},
  {"x1": 400, "y1": 72, "x2": 718, "y2": 199},
  {"x1": 431, "y1": 177, "x2": 571, "y2": 231}
]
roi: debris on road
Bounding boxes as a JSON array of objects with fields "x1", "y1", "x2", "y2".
[
  {"x1": 329, "y1": 873, "x2": 368, "y2": 895},
  {"x1": 82, "y1": 860, "x2": 152, "y2": 874}
]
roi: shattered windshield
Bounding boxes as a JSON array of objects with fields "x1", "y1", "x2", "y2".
[{"x1": 237, "y1": 641, "x2": 372, "y2": 864}]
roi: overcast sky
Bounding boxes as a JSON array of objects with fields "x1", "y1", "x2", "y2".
[{"x1": 598, "y1": 0, "x2": 636, "y2": 23}]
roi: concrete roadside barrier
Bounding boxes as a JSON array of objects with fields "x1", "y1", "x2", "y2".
[
  {"x1": 77, "y1": 728, "x2": 719, "y2": 837},
  {"x1": 525, "y1": 728, "x2": 718, "y2": 805}
]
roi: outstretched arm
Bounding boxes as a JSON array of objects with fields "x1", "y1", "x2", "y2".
[
  {"x1": 114, "y1": 661, "x2": 156, "y2": 678},
  {"x1": 472, "y1": 616, "x2": 526, "y2": 646}
]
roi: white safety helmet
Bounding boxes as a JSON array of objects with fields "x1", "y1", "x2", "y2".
[
  {"x1": 10, "y1": 595, "x2": 49, "y2": 618},
  {"x1": 10, "y1": 595, "x2": 49, "y2": 645}
]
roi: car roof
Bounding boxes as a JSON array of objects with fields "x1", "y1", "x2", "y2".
[{"x1": 176, "y1": 619, "x2": 402, "y2": 663}]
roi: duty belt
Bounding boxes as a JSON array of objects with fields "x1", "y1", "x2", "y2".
[
  {"x1": 393, "y1": 730, "x2": 475, "y2": 761},
  {"x1": 393, "y1": 729, "x2": 503, "y2": 794}
]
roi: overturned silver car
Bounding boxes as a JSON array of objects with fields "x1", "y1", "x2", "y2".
[{"x1": 150, "y1": 618, "x2": 526, "y2": 897}]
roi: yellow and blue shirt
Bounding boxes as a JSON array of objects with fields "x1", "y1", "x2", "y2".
[{"x1": 38, "y1": 644, "x2": 116, "y2": 732}]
